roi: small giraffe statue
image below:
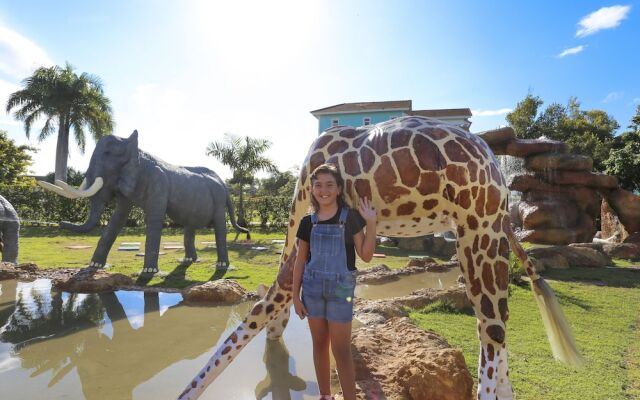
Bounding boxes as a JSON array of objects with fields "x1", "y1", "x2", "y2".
[{"x1": 179, "y1": 116, "x2": 582, "y2": 400}]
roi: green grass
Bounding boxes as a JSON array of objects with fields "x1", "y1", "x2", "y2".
[
  {"x1": 17, "y1": 226, "x2": 427, "y2": 290},
  {"x1": 410, "y1": 267, "x2": 640, "y2": 400}
]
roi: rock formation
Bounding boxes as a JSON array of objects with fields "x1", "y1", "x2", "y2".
[{"x1": 477, "y1": 127, "x2": 640, "y2": 245}]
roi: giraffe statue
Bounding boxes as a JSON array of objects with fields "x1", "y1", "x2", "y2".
[{"x1": 179, "y1": 116, "x2": 583, "y2": 400}]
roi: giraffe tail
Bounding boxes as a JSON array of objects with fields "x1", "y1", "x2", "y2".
[{"x1": 507, "y1": 229, "x2": 584, "y2": 367}]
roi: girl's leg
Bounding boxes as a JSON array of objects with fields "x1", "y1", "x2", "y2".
[
  {"x1": 328, "y1": 320, "x2": 356, "y2": 400},
  {"x1": 309, "y1": 317, "x2": 331, "y2": 396}
]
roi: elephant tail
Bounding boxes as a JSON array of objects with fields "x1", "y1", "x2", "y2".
[{"x1": 226, "y1": 191, "x2": 251, "y2": 240}]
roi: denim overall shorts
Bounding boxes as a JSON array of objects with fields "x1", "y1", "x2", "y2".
[{"x1": 302, "y1": 208, "x2": 357, "y2": 323}]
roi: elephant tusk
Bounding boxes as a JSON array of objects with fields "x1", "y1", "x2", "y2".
[
  {"x1": 55, "y1": 178, "x2": 104, "y2": 198},
  {"x1": 37, "y1": 180, "x2": 80, "y2": 199}
]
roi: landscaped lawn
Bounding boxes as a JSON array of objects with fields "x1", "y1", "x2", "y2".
[
  {"x1": 411, "y1": 267, "x2": 640, "y2": 400},
  {"x1": 17, "y1": 226, "x2": 445, "y2": 290}
]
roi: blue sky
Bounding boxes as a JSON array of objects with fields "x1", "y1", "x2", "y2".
[{"x1": 0, "y1": 1, "x2": 638, "y2": 179}]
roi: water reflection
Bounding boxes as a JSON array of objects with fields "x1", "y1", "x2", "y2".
[
  {"x1": 255, "y1": 338, "x2": 306, "y2": 400},
  {"x1": 0, "y1": 280, "x2": 239, "y2": 399}
]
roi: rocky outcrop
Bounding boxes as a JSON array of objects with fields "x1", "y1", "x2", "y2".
[
  {"x1": 351, "y1": 317, "x2": 473, "y2": 400},
  {"x1": 354, "y1": 284, "x2": 471, "y2": 322},
  {"x1": 182, "y1": 279, "x2": 250, "y2": 304},
  {"x1": 477, "y1": 127, "x2": 638, "y2": 245},
  {"x1": 53, "y1": 269, "x2": 135, "y2": 293},
  {"x1": 527, "y1": 245, "x2": 612, "y2": 268},
  {"x1": 604, "y1": 188, "x2": 640, "y2": 234},
  {"x1": 395, "y1": 235, "x2": 457, "y2": 258}
]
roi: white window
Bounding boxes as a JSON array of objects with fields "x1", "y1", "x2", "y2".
[
  {"x1": 331, "y1": 119, "x2": 339, "y2": 127},
  {"x1": 363, "y1": 117, "x2": 371, "y2": 125}
]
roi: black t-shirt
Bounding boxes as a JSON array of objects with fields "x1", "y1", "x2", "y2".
[{"x1": 296, "y1": 208, "x2": 366, "y2": 271}]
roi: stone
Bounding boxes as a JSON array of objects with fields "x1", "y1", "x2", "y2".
[
  {"x1": 53, "y1": 270, "x2": 135, "y2": 293},
  {"x1": 423, "y1": 235, "x2": 457, "y2": 258},
  {"x1": 524, "y1": 152, "x2": 593, "y2": 172},
  {"x1": 182, "y1": 279, "x2": 248, "y2": 304},
  {"x1": 535, "y1": 170, "x2": 618, "y2": 189},
  {"x1": 476, "y1": 126, "x2": 515, "y2": 146},
  {"x1": 527, "y1": 245, "x2": 612, "y2": 268},
  {"x1": 505, "y1": 138, "x2": 567, "y2": 157},
  {"x1": 515, "y1": 216, "x2": 596, "y2": 245},
  {"x1": 602, "y1": 243, "x2": 640, "y2": 261},
  {"x1": 351, "y1": 317, "x2": 473, "y2": 400},
  {"x1": 522, "y1": 187, "x2": 601, "y2": 216},
  {"x1": 518, "y1": 200, "x2": 579, "y2": 230},
  {"x1": 624, "y1": 232, "x2": 640, "y2": 244},
  {"x1": 354, "y1": 285, "x2": 470, "y2": 321},
  {"x1": 600, "y1": 198, "x2": 628, "y2": 242},
  {"x1": 604, "y1": 188, "x2": 640, "y2": 233}
]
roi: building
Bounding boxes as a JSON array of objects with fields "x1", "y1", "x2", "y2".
[{"x1": 310, "y1": 100, "x2": 472, "y2": 134}]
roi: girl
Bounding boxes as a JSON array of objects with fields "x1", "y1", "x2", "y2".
[{"x1": 292, "y1": 163, "x2": 377, "y2": 400}]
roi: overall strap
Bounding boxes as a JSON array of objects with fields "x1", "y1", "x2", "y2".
[
  {"x1": 338, "y1": 207, "x2": 349, "y2": 225},
  {"x1": 310, "y1": 213, "x2": 319, "y2": 226}
]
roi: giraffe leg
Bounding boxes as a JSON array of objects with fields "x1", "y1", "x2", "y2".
[
  {"x1": 495, "y1": 344, "x2": 513, "y2": 400},
  {"x1": 455, "y1": 225, "x2": 511, "y2": 400}
]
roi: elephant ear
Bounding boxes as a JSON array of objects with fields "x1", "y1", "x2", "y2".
[{"x1": 118, "y1": 130, "x2": 140, "y2": 198}]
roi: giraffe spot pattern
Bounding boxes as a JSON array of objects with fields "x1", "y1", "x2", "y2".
[
  {"x1": 444, "y1": 140, "x2": 471, "y2": 163},
  {"x1": 368, "y1": 131, "x2": 389, "y2": 156},
  {"x1": 309, "y1": 152, "x2": 325, "y2": 172},
  {"x1": 417, "y1": 172, "x2": 440, "y2": 195},
  {"x1": 414, "y1": 134, "x2": 446, "y2": 171},
  {"x1": 342, "y1": 151, "x2": 361, "y2": 176},
  {"x1": 446, "y1": 164, "x2": 468, "y2": 186},
  {"x1": 397, "y1": 202, "x2": 417, "y2": 216},
  {"x1": 374, "y1": 155, "x2": 411, "y2": 203},
  {"x1": 359, "y1": 146, "x2": 375, "y2": 173},
  {"x1": 392, "y1": 148, "x2": 420, "y2": 186},
  {"x1": 355, "y1": 179, "x2": 372, "y2": 200}
]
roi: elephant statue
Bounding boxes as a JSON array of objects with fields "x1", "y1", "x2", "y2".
[
  {"x1": 38, "y1": 131, "x2": 249, "y2": 273},
  {"x1": 0, "y1": 195, "x2": 20, "y2": 264}
]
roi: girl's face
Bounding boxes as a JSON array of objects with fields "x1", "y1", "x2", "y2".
[{"x1": 311, "y1": 172, "x2": 341, "y2": 209}]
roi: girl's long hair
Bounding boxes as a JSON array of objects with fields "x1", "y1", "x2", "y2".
[{"x1": 309, "y1": 163, "x2": 348, "y2": 212}]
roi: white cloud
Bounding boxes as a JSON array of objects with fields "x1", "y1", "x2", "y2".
[
  {"x1": 471, "y1": 108, "x2": 512, "y2": 117},
  {"x1": 558, "y1": 45, "x2": 585, "y2": 58},
  {"x1": 0, "y1": 25, "x2": 53, "y2": 79},
  {"x1": 603, "y1": 91, "x2": 623, "y2": 103},
  {"x1": 576, "y1": 5, "x2": 632, "y2": 37}
]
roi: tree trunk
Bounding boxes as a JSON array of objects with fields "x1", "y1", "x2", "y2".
[
  {"x1": 55, "y1": 119, "x2": 70, "y2": 182},
  {"x1": 237, "y1": 187, "x2": 246, "y2": 228}
]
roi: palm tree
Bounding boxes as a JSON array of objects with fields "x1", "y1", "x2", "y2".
[
  {"x1": 206, "y1": 134, "x2": 277, "y2": 227},
  {"x1": 6, "y1": 62, "x2": 114, "y2": 182}
]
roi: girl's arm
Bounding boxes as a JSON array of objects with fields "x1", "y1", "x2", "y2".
[
  {"x1": 292, "y1": 238, "x2": 309, "y2": 318},
  {"x1": 354, "y1": 197, "x2": 377, "y2": 263}
]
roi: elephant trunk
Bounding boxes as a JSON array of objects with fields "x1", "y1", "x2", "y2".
[{"x1": 60, "y1": 197, "x2": 107, "y2": 233}]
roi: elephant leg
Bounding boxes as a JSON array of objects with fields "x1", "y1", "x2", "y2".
[
  {"x1": 142, "y1": 209, "x2": 166, "y2": 274},
  {"x1": 183, "y1": 227, "x2": 197, "y2": 262},
  {"x1": 0, "y1": 220, "x2": 19, "y2": 264},
  {"x1": 90, "y1": 200, "x2": 131, "y2": 268},
  {"x1": 212, "y1": 210, "x2": 229, "y2": 269}
]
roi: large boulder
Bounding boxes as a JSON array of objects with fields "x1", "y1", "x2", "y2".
[
  {"x1": 53, "y1": 269, "x2": 135, "y2": 293},
  {"x1": 505, "y1": 138, "x2": 567, "y2": 157},
  {"x1": 604, "y1": 188, "x2": 640, "y2": 233},
  {"x1": 527, "y1": 245, "x2": 612, "y2": 268},
  {"x1": 351, "y1": 317, "x2": 473, "y2": 400},
  {"x1": 525, "y1": 153, "x2": 593, "y2": 172},
  {"x1": 600, "y1": 198, "x2": 628, "y2": 242},
  {"x1": 536, "y1": 170, "x2": 618, "y2": 189},
  {"x1": 182, "y1": 279, "x2": 248, "y2": 304}
]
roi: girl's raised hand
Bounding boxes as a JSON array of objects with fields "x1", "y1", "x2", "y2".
[{"x1": 358, "y1": 197, "x2": 377, "y2": 224}]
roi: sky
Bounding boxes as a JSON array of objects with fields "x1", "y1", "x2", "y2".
[{"x1": 0, "y1": 1, "x2": 638, "y2": 180}]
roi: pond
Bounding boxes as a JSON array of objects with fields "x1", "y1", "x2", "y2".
[{"x1": 0, "y1": 270, "x2": 459, "y2": 399}]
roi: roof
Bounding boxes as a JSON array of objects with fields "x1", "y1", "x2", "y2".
[
  {"x1": 310, "y1": 100, "x2": 412, "y2": 116},
  {"x1": 408, "y1": 108, "x2": 473, "y2": 118}
]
